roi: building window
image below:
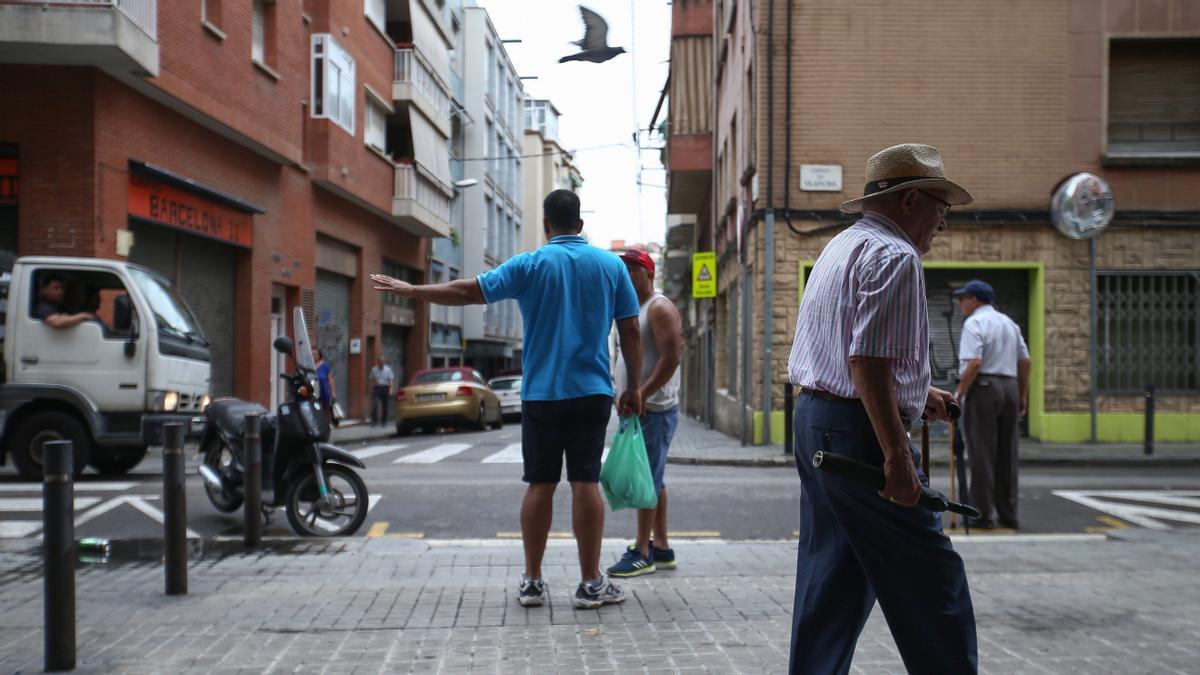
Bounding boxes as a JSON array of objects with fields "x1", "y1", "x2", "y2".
[
  {"x1": 365, "y1": 0, "x2": 385, "y2": 32},
  {"x1": 365, "y1": 97, "x2": 387, "y2": 152},
  {"x1": 1108, "y1": 38, "x2": 1200, "y2": 156},
  {"x1": 485, "y1": 41, "x2": 495, "y2": 105},
  {"x1": 251, "y1": 0, "x2": 273, "y2": 66},
  {"x1": 202, "y1": 0, "x2": 222, "y2": 28},
  {"x1": 312, "y1": 34, "x2": 356, "y2": 135},
  {"x1": 1098, "y1": 272, "x2": 1199, "y2": 393}
]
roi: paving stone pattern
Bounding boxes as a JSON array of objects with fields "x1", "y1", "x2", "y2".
[{"x1": 1, "y1": 531, "x2": 1198, "y2": 673}]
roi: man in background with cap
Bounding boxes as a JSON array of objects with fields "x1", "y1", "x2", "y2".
[
  {"x1": 607, "y1": 248, "x2": 683, "y2": 578},
  {"x1": 954, "y1": 280, "x2": 1031, "y2": 530},
  {"x1": 787, "y1": 143, "x2": 977, "y2": 673}
]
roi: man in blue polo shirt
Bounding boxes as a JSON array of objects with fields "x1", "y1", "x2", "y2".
[{"x1": 371, "y1": 189, "x2": 643, "y2": 610}]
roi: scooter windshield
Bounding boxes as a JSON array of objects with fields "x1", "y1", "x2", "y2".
[{"x1": 292, "y1": 306, "x2": 318, "y2": 374}]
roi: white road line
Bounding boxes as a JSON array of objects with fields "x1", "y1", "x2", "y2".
[
  {"x1": 0, "y1": 521, "x2": 42, "y2": 538},
  {"x1": 0, "y1": 497, "x2": 102, "y2": 512},
  {"x1": 1053, "y1": 490, "x2": 1200, "y2": 530},
  {"x1": 312, "y1": 494, "x2": 383, "y2": 533},
  {"x1": 393, "y1": 443, "x2": 472, "y2": 464},
  {"x1": 0, "y1": 482, "x2": 137, "y2": 492},
  {"x1": 350, "y1": 443, "x2": 408, "y2": 460},
  {"x1": 481, "y1": 443, "x2": 522, "y2": 463}
]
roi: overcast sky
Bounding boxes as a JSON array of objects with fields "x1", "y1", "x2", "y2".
[{"x1": 476, "y1": 0, "x2": 671, "y2": 247}]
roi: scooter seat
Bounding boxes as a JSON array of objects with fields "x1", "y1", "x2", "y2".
[{"x1": 206, "y1": 398, "x2": 276, "y2": 437}]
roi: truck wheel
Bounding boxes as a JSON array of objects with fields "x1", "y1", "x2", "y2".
[
  {"x1": 89, "y1": 447, "x2": 148, "y2": 476},
  {"x1": 9, "y1": 411, "x2": 92, "y2": 480}
]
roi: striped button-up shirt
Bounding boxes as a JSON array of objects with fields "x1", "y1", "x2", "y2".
[{"x1": 787, "y1": 212, "x2": 931, "y2": 421}]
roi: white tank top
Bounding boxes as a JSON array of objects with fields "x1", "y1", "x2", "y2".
[{"x1": 614, "y1": 292, "x2": 680, "y2": 412}]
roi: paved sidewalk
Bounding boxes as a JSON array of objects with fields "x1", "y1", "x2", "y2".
[
  {"x1": 1, "y1": 530, "x2": 1198, "y2": 673},
  {"x1": 668, "y1": 415, "x2": 1200, "y2": 468}
]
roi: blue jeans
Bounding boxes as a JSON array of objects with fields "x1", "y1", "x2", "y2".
[
  {"x1": 789, "y1": 392, "x2": 977, "y2": 674},
  {"x1": 640, "y1": 406, "x2": 678, "y2": 493}
]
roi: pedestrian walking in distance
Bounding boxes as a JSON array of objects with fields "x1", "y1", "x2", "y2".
[
  {"x1": 371, "y1": 189, "x2": 644, "y2": 610},
  {"x1": 787, "y1": 144, "x2": 979, "y2": 673},
  {"x1": 369, "y1": 356, "x2": 395, "y2": 428},
  {"x1": 953, "y1": 279, "x2": 1031, "y2": 530},
  {"x1": 607, "y1": 249, "x2": 683, "y2": 578}
]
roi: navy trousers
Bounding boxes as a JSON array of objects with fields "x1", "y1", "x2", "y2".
[{"x1": 789, "y1": 392, "x2": 977, "y2": 674}]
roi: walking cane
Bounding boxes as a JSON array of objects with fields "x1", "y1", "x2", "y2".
[{"x1": 948, "y1": 418, "x2": 958, "y2": 531}]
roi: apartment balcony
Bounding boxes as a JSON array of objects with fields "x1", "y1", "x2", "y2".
[
  {"x1": 0, "y1": 0, "x2": 158, "y2": 76},
  {"x1": 393, "y1": 163, "x2": 452, "y2": 239},
  {"x1": 394, "y1": 46, "x2": 452, "y2": 138}
]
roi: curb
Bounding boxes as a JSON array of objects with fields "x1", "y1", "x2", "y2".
[{"x1": 668, "y1": 455, "x2": 1200, "y2": 469}]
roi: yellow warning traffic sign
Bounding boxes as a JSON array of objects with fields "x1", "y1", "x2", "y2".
[{"x1": 692, "y1": 252, "x2": 717, "y2": 298}]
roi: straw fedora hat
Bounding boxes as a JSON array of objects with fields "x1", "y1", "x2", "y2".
[{"x1": 839, "y1": 144, "x2": 974, "y2": 214}]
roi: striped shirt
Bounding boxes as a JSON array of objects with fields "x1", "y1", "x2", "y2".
[
  {"x1": 787, "y1": 212, "x2": 931, "y2": 421},
  {"x1": 958, "y1": 304, "x2": 1030, "y2": 377}
]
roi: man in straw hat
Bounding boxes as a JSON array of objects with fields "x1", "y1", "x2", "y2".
[{"x1": 786, "y1": 144, "x2": 978, "y2": 673}]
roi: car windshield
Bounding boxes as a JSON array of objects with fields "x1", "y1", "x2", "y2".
[
  {"x1": 413, "y1": 370, "x2": 464, "y2": 384},
  {"x1": 490, "y1": 378, "x2": 520, "y2": 391},
  {"x1": 127, "y1": 267, "x2": 207, "y2": 344}
]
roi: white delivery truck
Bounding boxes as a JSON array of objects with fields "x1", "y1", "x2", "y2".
[{"x1": 0, "y1": 256, "x2": 212, "y2": 480}]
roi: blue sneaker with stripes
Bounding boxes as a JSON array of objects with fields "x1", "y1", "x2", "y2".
[{"x1": 607, "y1": 545, "x2": 656, "y2": 577}]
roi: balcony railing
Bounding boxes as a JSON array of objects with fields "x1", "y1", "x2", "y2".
[
  {"x1": 394, "y1": 163, "x2": 451, "y2": 225},
  {"x1": 394, "y1": 46, "x2": 451, "y2": 121},
  {"x1": 5, "y1": 0, "x2": 158, "y2": 39}
]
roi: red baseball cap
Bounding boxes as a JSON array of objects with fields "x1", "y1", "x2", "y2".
[{"x1": 620, "y1": 249, "x2": 655, "y2": 277}]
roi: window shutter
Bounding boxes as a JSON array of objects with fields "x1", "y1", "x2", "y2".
[{"x1": 251, "y1": 0, "x2": 265, "y2": 62}]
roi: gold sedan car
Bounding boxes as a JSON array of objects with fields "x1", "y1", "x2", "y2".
[{"x1": 394, "y1": 367, "x2": 503, "y2": 435}]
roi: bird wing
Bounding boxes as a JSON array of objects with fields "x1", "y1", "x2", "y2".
[{"x1": 578, "y1": 6, "x2": 609, "y2": 51}]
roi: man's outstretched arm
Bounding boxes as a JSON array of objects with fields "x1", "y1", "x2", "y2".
[{"x1": 372, "y1": 275, "x2": 485, "y2": 306}]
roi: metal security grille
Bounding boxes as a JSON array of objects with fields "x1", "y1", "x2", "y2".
[
  {"x1": 1098, "y1": 272, "x2": 1200, "y2": 393},
  {"x1": 315, "y1": 271, "x2": 352, "y2": 407}
]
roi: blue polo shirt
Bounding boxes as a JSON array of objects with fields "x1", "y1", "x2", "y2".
[{"x1": 477, "y1": 234, "x2": 640, "y2": 401}]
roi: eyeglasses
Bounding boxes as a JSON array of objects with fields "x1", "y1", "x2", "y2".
[{"x1": 918, "y1": 190, "x2": 952, "y2": 215}]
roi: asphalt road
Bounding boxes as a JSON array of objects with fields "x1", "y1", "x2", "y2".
[{"x1": 2, "y1": 424, "x2": 1198, "y2": 541}]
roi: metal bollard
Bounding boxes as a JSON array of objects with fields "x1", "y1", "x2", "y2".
[
  {"x1": 43, "y1": 440, "x2": 76, "y2": 672},
  {"x1": 162, "y1": 424, "x2": 187, "y2": 595},
  {"x1": 244, "y1": 413, "x2": 262, "y2": 547},
  {"x1": 1144, "y1": 384, "x2": 1155, "y2": 456},
  {"x1": 783, "y1": 383, "x2": 794, "y2": 455}
]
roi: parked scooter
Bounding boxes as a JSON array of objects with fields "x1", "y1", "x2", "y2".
[{"x1": 196, "y1": 308, "x2": 368, "y2": 536}]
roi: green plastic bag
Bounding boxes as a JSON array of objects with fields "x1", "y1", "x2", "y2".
[{"x1": 600, "y1": 417, "x2": 659, "y2": 511}]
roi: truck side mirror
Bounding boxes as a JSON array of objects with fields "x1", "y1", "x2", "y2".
[
  {"x1": 113, "y1": 294, "x2": 133, "y2": 333},
  {"x1": 273, "y1": 336, "x2": 294, "y2": 355}
]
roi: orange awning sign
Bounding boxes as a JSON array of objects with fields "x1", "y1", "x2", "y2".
[{"x1": 128, "y1": 174, "x2": 252, "y2": 247}]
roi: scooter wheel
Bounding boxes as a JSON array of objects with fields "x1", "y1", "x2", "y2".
[{"x1": 285, "y1": 464, "x2": 369, "y2": 536}]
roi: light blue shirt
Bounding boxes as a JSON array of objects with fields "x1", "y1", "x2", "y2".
[{"x1": 477, "y1": 234, "x2": 640, "y2": 401}]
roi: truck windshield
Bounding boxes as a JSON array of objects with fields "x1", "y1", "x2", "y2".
[{"x1": 127, "y1": 267, "x2": 207, "y2": 345}]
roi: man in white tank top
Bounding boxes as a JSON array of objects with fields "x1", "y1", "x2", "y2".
[{"x1": 608, "y1": 249, "x2": 683, "y2": 577}]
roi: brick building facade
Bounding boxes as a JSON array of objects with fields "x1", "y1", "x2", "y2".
[
  {"x1": 0, "y1": 0, "x2": 459, "y2": 417},
  {"x1": 664, "y1": 0, "x2": 1200, "y2": 444}
]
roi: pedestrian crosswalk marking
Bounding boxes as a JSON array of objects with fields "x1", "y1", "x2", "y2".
[
  {"x1": 393, "y1": 443, "x2": 473, "y2": 464},
  {"x1": 1054, "y1": 490, "x2": 1200, "y2": 530},
  {"x1": 350, "y1": 443, "x2": 408, "y2": 460},
  {"x1": 0, "y1": 497, "x2": 101, "y2": 512},
  {"x1": 482, "y1": 443, "x2": 522, "y2": 463},
  {"x1": 0, "y1": 521, "x2": 41, "y2": 538}
]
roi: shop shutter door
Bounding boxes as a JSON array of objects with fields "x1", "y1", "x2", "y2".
[
  {"x1": 382, "y1": 325, "x2": 408, "y2": 387},
  {"x1": 316, "y1": 271, "x2": 352, "y2": 406},
  {"x1": 128, "y1": 223, "x2": 236, "y2": 396},
  {"x1": 925, "y1": 269, "x2": 1029, "y2": 391},
  {"x1": 177, "y1": 237, "x2": 236, "y2": 396}
]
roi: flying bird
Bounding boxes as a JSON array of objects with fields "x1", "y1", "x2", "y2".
[{"x1": 559, "y1": 6, "x2": 626, "y2": 64}]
